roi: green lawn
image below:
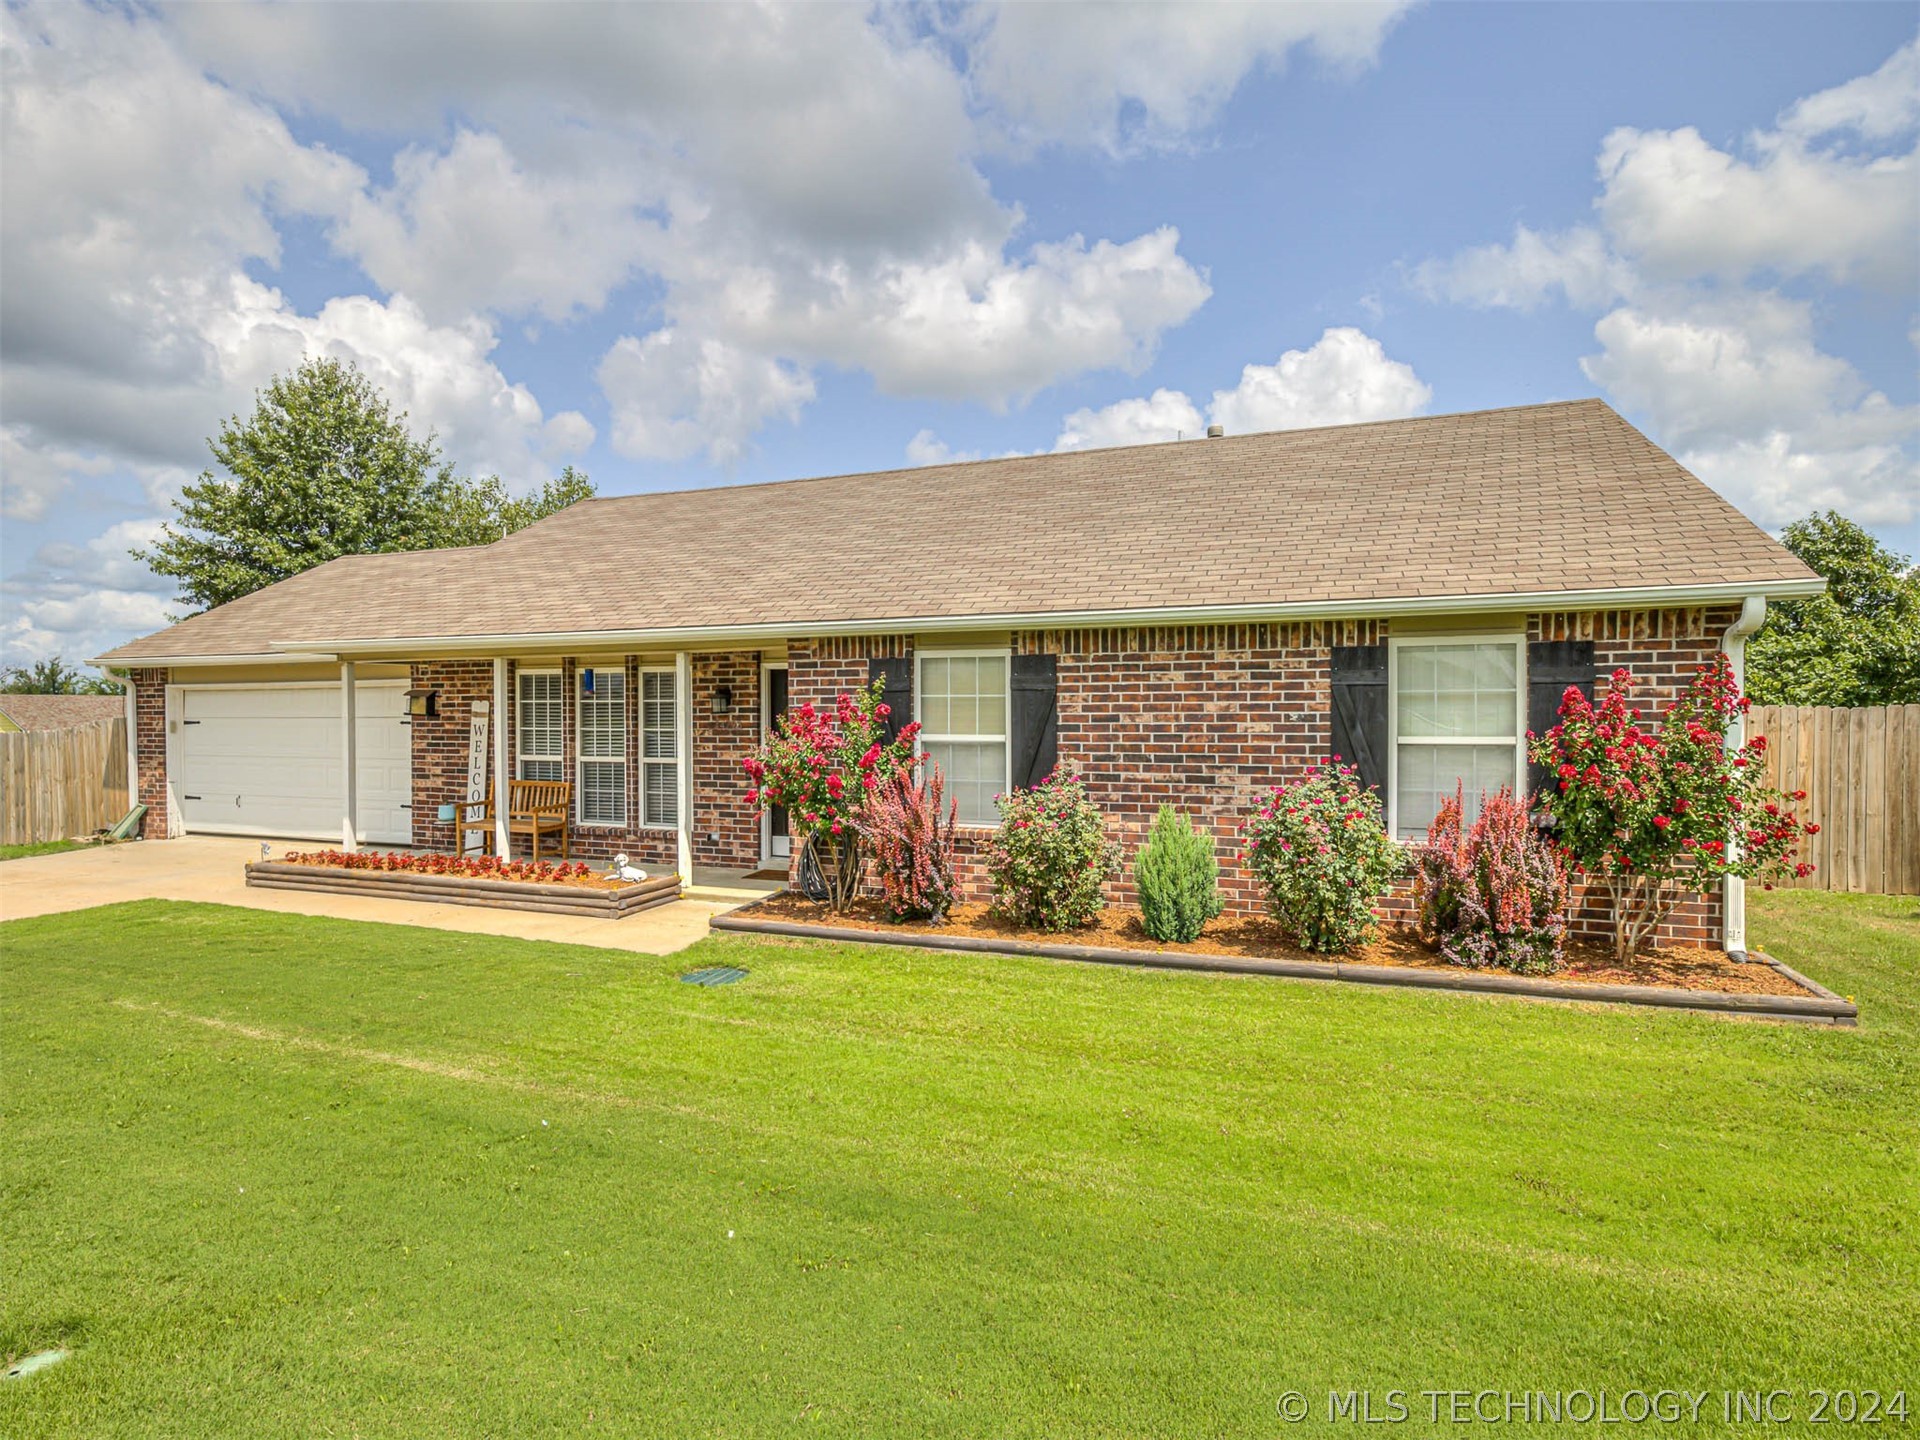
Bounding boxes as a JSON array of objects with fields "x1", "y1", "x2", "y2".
[
  {"x1": 0, "y1": 839, "x2": 84, "y2": 862},
  {"x1": 2, "y1": 893, "x2": 1915, "y2": 1437}
]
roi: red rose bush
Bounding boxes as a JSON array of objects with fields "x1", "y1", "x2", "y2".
[{"x1": 1529, "y1": 654, "x2": 1815, "y2": 961}]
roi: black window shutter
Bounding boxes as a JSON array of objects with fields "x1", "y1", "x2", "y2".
[
  {"x1": 1008, "y1": 654, "x2": 1059, "y2": 791},
  {"x1": 1526, "y1": 640, "x2": 1596, "y2": 799},
  {"x1": 867, "y1": 657, "x2": 911, "y2": 744},
  {"x1": 1329, "y1": 645, "x2": 1388, "y2": 796}
]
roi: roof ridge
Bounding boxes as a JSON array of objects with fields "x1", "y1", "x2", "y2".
[{"x1": 569, "y1": 397, "x2": 1618, "y2": 507}]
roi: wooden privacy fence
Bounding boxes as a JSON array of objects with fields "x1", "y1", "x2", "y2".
[
  {"x1": 0, "y1": 716, "x2": 129, "y2": 846},
  {"x1": 1748, "y1": 704, "x2": 1920, "y2": 896}
]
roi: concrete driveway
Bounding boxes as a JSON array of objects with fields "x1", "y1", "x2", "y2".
[{"x1": 0, "y1": 836, "x2": 751, "y2": 956}]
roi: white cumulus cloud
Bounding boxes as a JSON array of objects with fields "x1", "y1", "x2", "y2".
[{"x1": 1053, "y1": 328, "x2": 1429, "y2": 451}]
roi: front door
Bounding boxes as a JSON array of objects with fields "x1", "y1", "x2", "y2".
[{"x1": 764, "y1": 665, "x2": 791, "y2": 859}]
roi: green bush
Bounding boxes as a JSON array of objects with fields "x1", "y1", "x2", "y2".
[
  {"x1": 983, "y1": 772, "x2": 1121, "y2": 931},
  {"x1": 1134, "y1": 806, "x2": 1224, "y2": 943}
]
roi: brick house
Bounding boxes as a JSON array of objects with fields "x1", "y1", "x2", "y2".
[{"x1": 96, "y1": 400, "x2": 1821, "y2": 953}]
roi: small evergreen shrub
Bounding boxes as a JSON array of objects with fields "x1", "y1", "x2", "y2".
[
  {"x1": 1134, "y1": 806, "x2": 1223, "y2": 943},
  {"x1": 984, "y1": 772, "x2": 1121, "y2": 932},
  {"x1": 860, "y1": 765, "x2": 960, "y2": 922},
  {"x1": 1241, "y1": 762, "x2": 1403, "y2": 954},
  {"x1": 1412, "y1": 785, "x2": 1572, "y2": 975}
]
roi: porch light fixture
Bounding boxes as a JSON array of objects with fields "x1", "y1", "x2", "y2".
[
  {"x1": 405, "y1": 687, "x2": 440, "y2": 718},
  {"x1": 712, "y1": 685, "x2": 734, "y2": 715}
]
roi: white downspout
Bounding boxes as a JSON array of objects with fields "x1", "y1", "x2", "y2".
[
  {"x1": 119, "y1": 670, "x2": 137, "y2": 828},
  {"x1": 1720, "y1": 595, "x2": 1766, "y2": 959}
]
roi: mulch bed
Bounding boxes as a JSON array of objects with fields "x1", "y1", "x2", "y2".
[{"x1": 733, "y1": 893, "x2": 1813, "y2": 999}]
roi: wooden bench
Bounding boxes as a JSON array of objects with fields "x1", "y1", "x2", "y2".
[{"x1": 454, "y1": 780, "x2": 573, "y2": 861}]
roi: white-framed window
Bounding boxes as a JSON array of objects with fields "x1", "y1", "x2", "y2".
[
  {"x1": 640, "y1": 667, "x2": 678, "y2": 829},
  {"x1": 516, "y1": 669, "x2": 564, "y2": 783},
  {"x1": 1387, "y1": 636, "x2": 1527, "y2": 841},
  {"x1": 576, "y1": 665, "x2": 627, "y2": 827},
  {"x1": 917, "y1": 651, "x2": 1009, "y2": 827}
]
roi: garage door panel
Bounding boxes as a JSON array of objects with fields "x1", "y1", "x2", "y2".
[{"x1": 176, "y1": 683, "x2": 411, "y2": 843}]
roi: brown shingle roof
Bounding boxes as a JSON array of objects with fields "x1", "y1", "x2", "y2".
[
  {"x1": 97, "y1": 399, "x2": 1820, "y2": 662},
  {"x1": 0, "y1": 694, "x2": 124, "y2": 731}
]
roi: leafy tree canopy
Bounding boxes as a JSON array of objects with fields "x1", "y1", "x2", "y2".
[
  {"x1": 2, "y1": 657, "x2": 122, "y2": 695},
  {"x1": 1746, "y1": 512, "x2": 1920, "y2": 707},
  {"x1": 137, "y1": 358, "x2": 594, "y2": 611}
]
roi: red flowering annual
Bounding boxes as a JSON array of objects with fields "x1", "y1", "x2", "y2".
[
  {"x1": 282, "y1": 850, "x2": 596, "y2": 883},
  {"x1": 1528, "y1": 653, "x2": 1815, "y2": 961},
  {"x1": 741, "y1": 678, "x2": 919, "y2": 911}
]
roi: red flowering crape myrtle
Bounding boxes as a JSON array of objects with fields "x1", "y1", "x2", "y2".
[
  {"x1": 741, "y1": 678, "x2": 919, "y2": 911},
  {"x1": 283, "y1": 850, "x2": 597, "y2": 883},
  {"x1": 1528, "y1": 653, "x2": 1815, "y2": 962}
]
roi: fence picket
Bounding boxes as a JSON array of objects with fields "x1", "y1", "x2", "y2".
[
  {"x1": 0, "y1": 716, "x2": 129, "y2": 845},
  {"x1": 1743, "y1": 703, "x2": 1918, "y2": 897}
]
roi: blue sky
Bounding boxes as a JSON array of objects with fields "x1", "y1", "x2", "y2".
[{"x1": 3, "y1": 2, "x2": 1915, "y2": 667}]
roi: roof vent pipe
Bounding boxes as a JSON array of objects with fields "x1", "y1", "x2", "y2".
[{"x1": 1206, "y1": 424, "x2": 1224, "y2": 439}]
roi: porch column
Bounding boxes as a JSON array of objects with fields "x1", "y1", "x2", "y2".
[
  {"x1": 340, "y1": 661, "x2": 358, "y2": 851},
  {"x1": 492, "y1": 657, "x2": 511, "y2": 858},
  {"x1": 675, "y1": 650, "x2": 693, "y2": 885},
  {"x1": 120, "y1": 672, "x2": 137, "y2": 826},
  {"x1": 1720, "y1": 596, "x2": 1767, "y2": 959}
]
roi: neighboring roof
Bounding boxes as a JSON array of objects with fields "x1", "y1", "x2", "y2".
[
  {"x1": 0, "y1": 694, "x2": 124, "y2": 731},
  {"x1": 96, "y1": 399, "x2": 1822, "y2": 664}
]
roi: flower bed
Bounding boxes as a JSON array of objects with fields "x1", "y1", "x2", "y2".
[
  {"x1": 247, "y1": 851, "x2": 681, "y2": 919},
  {"x1": 716, "y1": 894, "x2": 1855, "y2": 1021},
  {"x1": 281, "y1": 849, "x2": 616, "y2": 889}
]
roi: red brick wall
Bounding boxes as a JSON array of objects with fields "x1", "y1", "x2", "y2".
[
  {"x1": 692, "y1": 652, "x2": 764, "y2": 868},
  {"x1": 130, "y1": 667, "x2": 170, "y2": 838},
  {"x1": 781, "y1": 612, "x2": 1728, "y2": 947},
  {"x1": 408, "y1": 659, "x2": 494, "y2": 850}
]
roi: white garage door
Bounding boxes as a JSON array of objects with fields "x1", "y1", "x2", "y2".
[{"x1": 174, "y1": 683, "x2": 413, "y2": 844}]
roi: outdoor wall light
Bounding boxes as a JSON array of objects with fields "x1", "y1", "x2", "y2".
[
  {"x1": 712, "y1": 685, "x2": 734, "y2": 715},
  {"x1": 405, "y1": 687, "x2": 440, "y2": 718}
]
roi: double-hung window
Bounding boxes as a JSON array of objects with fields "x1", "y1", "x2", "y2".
[
  {"x1": 917, "y1": 652, "x2": 1008, "y2": 826},
  {"x1": 640, "y1": 668, "x2": 678, "y2": 829},
  {"x1": 1389, "y1": 637, "x2": 1526, "y2": 840},
  {"x1": 576, "y1": 667, "x2": 627, "y2": 827},
  {"x1": 516, "y1": 669, "x2": 564, "y2": 783}
]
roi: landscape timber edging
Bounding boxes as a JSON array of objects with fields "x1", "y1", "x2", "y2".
[
  {"x1": 708, "y1": 911, "x2": 1859, "y2": 1025},
  {"x1": 245, "y1": 860, "x2": 681, "y2": 919}
]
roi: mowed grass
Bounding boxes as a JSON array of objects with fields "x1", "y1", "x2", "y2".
[
  {"x1": 2, "y1": 893, "x2": 1916, "y2": 1437},
  {"x1": 0, "y1": 840, "x2": 84, "y2": 863}
]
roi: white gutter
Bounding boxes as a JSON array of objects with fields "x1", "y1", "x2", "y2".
[
  {"x1": 250, "y1": 579, "x2": 1828, "y2": 662},
  {"x1": 86, "y1": 651, "x2": 340, "y2": 668},
  {"x1": 1719, "y1": 595, "x2": 1767, "y2": 960}
]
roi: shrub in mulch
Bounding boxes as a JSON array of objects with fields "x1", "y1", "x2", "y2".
[
  {"x1": 1240, "y1": 762, "x2": 1404, "y2": 955},
  {"x1": 981, "y1": 771, "x2": 1121, "y2": 932},
  {"x1": 1411, "y1": 785, "x2": 1572, "y2": 975}
]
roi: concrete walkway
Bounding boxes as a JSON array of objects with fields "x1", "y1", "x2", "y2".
[{"x1": 0, "y1": 837, "x2": 766, "y2": 955}]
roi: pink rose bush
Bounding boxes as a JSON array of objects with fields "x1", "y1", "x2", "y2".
[
  {"x1": 1529, "y1": 653, "x2": 1815, "y2": 961},
  {"x1": 982, "y1": 771, "x2": 1120, "y2": 931},
  {"x1": 1241, "y1": 762, "x2": 1403, "y2": 954}
]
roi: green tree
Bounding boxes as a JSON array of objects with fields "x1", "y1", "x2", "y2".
[
  {"x1": 138, "y1": 358, "x2": 594, "y2": 611},
  {"x1": 1, "y1": 657, "x2": 122, "y2": 695},
  {"x1": 1747, "y1": 512, "x2": 1920, "y2": 706}
]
